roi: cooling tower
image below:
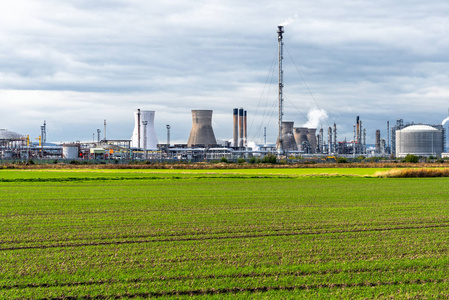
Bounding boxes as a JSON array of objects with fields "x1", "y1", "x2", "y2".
[
  {"x1": 277, "y1": 122, "x2": 298, "y2": 151},
  {"x1": 307, "y1": 128, "x2": 317, "y2": 154},
  {"x1": 294, "y1": 127, "x2": 309, "y2": 150},
  {"x1": 187, "y1": 110, "x2": 217, "y2": 147},
  {"x1": 131, "y1": 110, "x2": 158, "y2": 149},
  {"x1": 294, "y1": 127, "x2": 317, "y2": 153}
]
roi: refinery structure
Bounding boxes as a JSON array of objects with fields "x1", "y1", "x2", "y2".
[{"x1": 1, "y1": 26, "x2": 448, "y2": 162}]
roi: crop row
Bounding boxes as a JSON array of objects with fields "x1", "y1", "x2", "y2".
[{"x1": 1, "y1": 172, "x2": 449, "y2": 298}]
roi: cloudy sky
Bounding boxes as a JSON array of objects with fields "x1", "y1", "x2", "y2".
[{"x1": 2, "y1": 0, "x2": 449, "y2": 144}]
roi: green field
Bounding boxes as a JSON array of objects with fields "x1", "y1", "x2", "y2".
[{"x1": 1, "y1": 168, "x2": 449, "y2": 298}]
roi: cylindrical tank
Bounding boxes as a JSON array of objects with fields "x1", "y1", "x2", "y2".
[
  {"x1": 277, "y1": 122, "x2": 298, "y2": 151},
  {"x1": 62, "y1": 144, "x2": 79, "y2": 159},
  {"x1": 187, "y1": 110, "x2": 217, "y2": 147},
  {"x1": 395, "y1": 125, "x2": 444, "y2": 157},
  {"x1": 131, "y1": 110, "x2": 158, "y2": 149}
]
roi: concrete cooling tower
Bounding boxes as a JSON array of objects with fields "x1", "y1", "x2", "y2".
[
  {"x1": 294, "y1": 127, "x2": 308, "y2": 149},
  {"x1": 306, "y1": 128, "x2": 317, "y2": 153},
  {"x1": 294, "y1": 127, "x2": 317, "y2": 153},
  {"x1": 131, "y1": 110, "x2": 158, "y2": 149},
  {"x1": 277, "y1": 122, "x2": 298, "y2": 151},
  {"x1": 187, "y1": 110, "x2": 217, "y2": 147}
]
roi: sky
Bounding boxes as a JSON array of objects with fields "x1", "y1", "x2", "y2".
[{"x1": 1, "y1": 0, "x2": 449, "y2": 144}]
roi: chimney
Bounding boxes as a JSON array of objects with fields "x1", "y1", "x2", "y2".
[
  {"x1": 238, "y1": 108, "x2": 244, "y2": 147},
  {"x1": 243, "y1": 110, "x2": 247, "y2": 147},
  {"x1": 233, "y1": 108, "x2": 238, "y2": 147}
]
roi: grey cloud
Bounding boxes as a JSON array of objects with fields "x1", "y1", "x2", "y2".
[{"x1": 1, "y1": 0, "x2": 449, "y2": 143}]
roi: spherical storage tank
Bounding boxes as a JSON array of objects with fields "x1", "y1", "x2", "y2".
[{"x1": 395, "y1": 125, "x2": 444, "y2": 157}]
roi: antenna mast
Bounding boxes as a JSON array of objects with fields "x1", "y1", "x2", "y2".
[{"x1": 277, "y1": 25, "x2": 284, "y2": 154}]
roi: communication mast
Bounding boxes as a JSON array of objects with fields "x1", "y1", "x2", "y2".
[{"x1": 277, "y1": 25, "x2": 284, "y2": 154}]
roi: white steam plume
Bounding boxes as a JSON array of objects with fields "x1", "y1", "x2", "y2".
[
  {"x1": 442, "y1": 117, "x2": 449, "y2": 126},
  {"x1": 302, "y1": 108, "x2": 328, "y2": 128},
  {"x1": 279, "y1": 14, "x2": 298, "y2": 26},
  {"x1": 247, "y1": 141, "x2": 260, "y2": 151}
]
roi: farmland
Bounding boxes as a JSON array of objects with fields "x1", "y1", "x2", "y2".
[{"x1": 1, "y1": 168, "x2": 449, "y2": 298}]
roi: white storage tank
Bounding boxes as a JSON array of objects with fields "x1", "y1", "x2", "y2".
[
  {"x1": 395, "y1": 125, "x2": 444, "y2": 157},
  {"x1": 62, "y1": 144, "x2": 79, "y2": 159}
]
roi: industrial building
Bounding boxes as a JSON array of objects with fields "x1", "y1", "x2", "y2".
[{"x1": 1, "y1": 24, "x2": 448, "y2": 162}]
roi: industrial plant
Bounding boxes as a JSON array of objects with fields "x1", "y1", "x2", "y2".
[{"x1": 1, "y1": 25, "x2": 448, "y2": 162}]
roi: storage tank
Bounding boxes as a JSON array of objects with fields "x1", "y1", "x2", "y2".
[
  {"x1": 62, "y1": 144, "x2": 79, "y2": 159},
  {"x1": 395, "y1": 125, "x2": 444, "y2": 157},
  {"x1": 0, "y1": 129, "x2": 22, "y2": 140}
]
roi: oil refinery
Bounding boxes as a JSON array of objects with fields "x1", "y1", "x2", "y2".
[{"x1": 0, "y1": 25, "x2": 447, "y2": 162}]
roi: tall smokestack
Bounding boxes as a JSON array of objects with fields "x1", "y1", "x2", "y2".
[
  {"x1": 387, "y1": 121, "x2": 390, "y2": 153},
  {"x1": 363, "y1": 128, "x2": 366, "y2": 154},
  {"x1": 328, "y1": 126, "x2": 332, "y2": 154},
  {"x1": 233, "y1": 108, "x2": 238, "y2": 147},
  {"x1": 243, "y1": 110, "x2": 247, "y2": 147},
  {"x1": 187, "y1": 110, "x2": 217, "y2": 147},
  {"x1": 238, "y1": 108, "x2": 244, "y2": 147},
  {"x1": 137, "y1": 109, "x2": 141, "y2": 148},
  {"x1": 375, "y1": 130, "x2": 381, "y2": 153},
  {"x1": 333, "y1": 123, "x2": 337, "y2": 154}
]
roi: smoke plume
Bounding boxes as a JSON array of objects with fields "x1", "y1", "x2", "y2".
[
  {"x1": 279, "y1": 14, "x2": 298, "y2": 26},
  {"x1": 302, "y1": 108, "x2": 328, "y2": 128},
  {"x1": 442, "y1": 117, "x2": 449, "y2": 126}
]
